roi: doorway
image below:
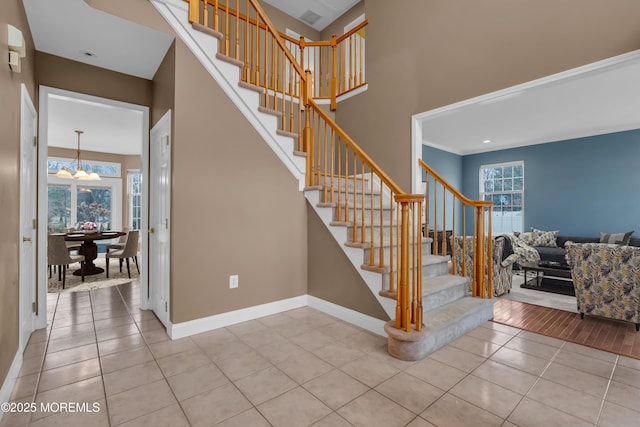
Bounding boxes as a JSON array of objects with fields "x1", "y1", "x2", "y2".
[{"x1": 37, "y1": 86, "x2": 150, "y2": 328}]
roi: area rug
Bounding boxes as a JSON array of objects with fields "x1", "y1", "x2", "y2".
[{"x1": 48, "y1": 257, "x2": 139, "y2": 294}]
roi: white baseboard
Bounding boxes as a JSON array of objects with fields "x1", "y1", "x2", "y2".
[
  {"x1": 307, "y1": 295, "x2": 387, "y2": 336},
  {"x1": 0, "y1": 350, "x2": 23, "y2": 423},
  {"x1": 168, "y1": 295, "x2": 308, "y2": 339},
  {"x1": 167, "y1": 294, "x2": 388, "y2": 339}
]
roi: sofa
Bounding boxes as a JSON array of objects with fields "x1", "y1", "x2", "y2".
[
  {"x1": 565, "y1": 242, "x2": 640, "y2": 331},
  {"x1": 450, "y1": 235, "x2": 515, "y2": 297},
  {"x1": 519, "y1": 230, "x2": 640, "y2": 266}
]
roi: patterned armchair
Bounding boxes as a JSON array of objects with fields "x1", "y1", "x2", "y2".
[
  {"x1": 449, "y1": 235, "x2": 515, "y2": 297},
  {"x1": 565, "y1": 242, "x2": 640, "y2": 331}
]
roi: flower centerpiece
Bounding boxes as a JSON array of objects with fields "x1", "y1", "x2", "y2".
[{"x1": 80, "y1": 221, "x2": 98, "y2": 233}]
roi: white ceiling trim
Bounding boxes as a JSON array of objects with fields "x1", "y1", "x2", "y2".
[{"x1": 414, "y1": 49, "x2": 640, "y2": 156}]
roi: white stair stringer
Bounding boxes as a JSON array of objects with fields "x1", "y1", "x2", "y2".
[
  {"x1": 150, "y1": 0, "x2": 307, "y2": 190},
  {"x1": 305, "y1": 188, "x2": 397, "y2": 318}
]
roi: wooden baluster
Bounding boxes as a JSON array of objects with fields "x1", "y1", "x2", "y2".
[
  {"x1": 411, "y1": 202, "x2": 417, "y2": 325},
  {"x1": 397, "y1": 197, "x2": 411, "y2": 332},
  {"x1": 462, "y1": 205, "x2": 466, "y2": 277},
  {"x1": 433, "y1": 180, "x2": 438, "y2": 255},
  {"x1": 487, "y1": 206, "x2": 493, "y2": 298},
  {"x1": 202, "y1": 1, "x2": 209, "y2": 28},
  {"x1": 243, "y1": 1, "x2": 248, "y2": 81},
  {"x1": 378, "y1": 176, "x2": 384, "y2": 268},
  {"x1": 289, "y1": 63, "x2": 294, "y2": 135},
  {"x1": 359, "y1": 27, "x2": 364, "y2": 85},
  {"x1": 370, "y1": 173, "x2": 375, "y2": 266},
  {"x1": 388, "y1": 189, "x2": 394, "y2": 292},
  {"x1": 451, "y1": 197, "x2": 456, "y2": 274},
  {"x1": 224, "y1": 0, "x2": 230, "y2": 55},
  {"x1": 188, "y1": 0, "x2": 199, "y2": 24},
  {"x1": 263, "y1": 28, "x2": 268, "y2": 105},
  {"x1": 322, "y1": 121, "x2": 328, "y2": 201},
  {"x1": 234, "y1": 0, "x2": 239, "y2": 59},
  {"x1": 336, "y1": 136, "x2": 342, "y2": 221},
  {"x1": 344, "y1": 146, "x2": 349, "y2": 223},
  {"x1": 415, "y1": 200, "x2": 423, "y2": 330},
  {"x1": 303, "y1": 71, "x2": 313, "y2": 186},
  {"x1": 442, "y1": 188, "x2": 447, "y2": 256},
  {"x1": 330, "y1": 128, "x2": 335, "y2": 203},
  {"x1": 254, "y1": 13, "x2": 259, "y2": 84},
  {"x1": 315, "y1": 111, "x2": 321, "y2": 184},
  {"x1": 352, "y1": 156, "x2": 357, "y2": 243},
  {"x1": 360, "y1": 162, "x2": 365, "y2": 244},
  {"x1": 331, "y1": 36, "x2": 337, "y2": 110},
  {"x1": 271, "y1": 38, "x2": 276, "y2": 108}
]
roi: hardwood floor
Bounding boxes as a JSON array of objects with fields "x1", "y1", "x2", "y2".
[{"x1": 493, "y1": 298, "x2": 640, "y2": 360}]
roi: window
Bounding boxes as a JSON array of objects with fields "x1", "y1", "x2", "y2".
[
  {"x1": 480, "y1": 161, "x2": 524, "y2": 234},
  {"x1": 47, "y1": 157, "x2": 121, "y2": 178},
  {"x1": 47, "y1": 175, "x2": 122, "y2": 233},
  {"x1": 128, "y1": 171, "x2": 142, "y2": 230}
]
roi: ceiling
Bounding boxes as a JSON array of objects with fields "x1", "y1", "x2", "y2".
[
  {"x1": 22, "y1": 0, "x2": 173, "y2": 155},
  {"x1": 420, "y1": 53, "x2": 640, "y2": 156},
  {"x1": 48, "y1": 94, "x2": 144, "y2": 156},
  {"x1": 263, "y1": 0, "x2": 360, "y2": 31}
]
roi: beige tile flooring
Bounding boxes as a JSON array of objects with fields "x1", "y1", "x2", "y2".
[{"x1": 3, "y1": 282, "x2": 640, "y2": 427}]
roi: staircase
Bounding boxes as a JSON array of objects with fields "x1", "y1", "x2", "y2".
[{"x1": 152, "y1": 0, "x2": 494, "y2": 360}]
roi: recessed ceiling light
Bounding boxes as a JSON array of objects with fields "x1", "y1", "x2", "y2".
[
  {"x1": 80, "y1": 50, "x2": 97, "y2": 58},
  {"x1": 483, "y1": 139, "x2": 491, "y2": 144}
]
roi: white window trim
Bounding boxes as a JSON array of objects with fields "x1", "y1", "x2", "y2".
[{"x1": 479, "y1": 160, "x2": 525, "y2": 234}]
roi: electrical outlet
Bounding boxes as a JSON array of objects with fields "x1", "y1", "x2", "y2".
[{"x1": 229, "y1": 274, "x2": 239, "y2": 289}]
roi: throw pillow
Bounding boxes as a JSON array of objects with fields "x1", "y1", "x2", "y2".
[
  {"x1": 530, "y1": 228, "x2": 559, "y2": 247},
  {"x1": 599, "y1": 230, "x2": 634, "y2": 245},
  {"x1": 518, "y1": 232, "x2": 535, "y2": 245}
]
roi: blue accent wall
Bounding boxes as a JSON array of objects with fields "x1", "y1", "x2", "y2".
[
  {"x1": 461, "y1": 129, "x2": 640, "y2": 236},
  {"x1": 422, "y1": 145, "x2": 463, "y2": 231}
]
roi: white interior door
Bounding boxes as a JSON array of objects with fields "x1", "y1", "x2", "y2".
[
  {"x1": 19, "y1": 84, "x2": 37, "y2": 350},
  {"x1": 149, "y1": 111, "x2": 171, "y2": 327}
]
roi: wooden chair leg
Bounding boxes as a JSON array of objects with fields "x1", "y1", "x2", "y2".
[
  {"x1": 106, "y1": 256, "x2": 110, "y2": 278},
  {"x1": 119, "y1": 258, "x2": 123, "y2": 273},
  {"x1": 126, "y1": 258, "x2": 131, "y2": 278},
  {"x1": 81, "y1": 261, "x2": 85, "y2": 282},
  {"x1": 62, "y1": 265, "x2": 66, "y2": 289},
  {"x1": 58, "y1": 265, "x2": 62, "y2": 281},
  {"x1": 134, "y1": 256, "x2": 140, "y2": 273}
]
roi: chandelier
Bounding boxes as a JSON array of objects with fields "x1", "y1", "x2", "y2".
[{"x1": 55, "y1": 130, "x2": 101, "y2": 180}]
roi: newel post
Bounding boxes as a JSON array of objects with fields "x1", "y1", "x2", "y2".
[
  {"x1": 303, "y1": 70, "x2": 314, "y2": 187},
  {"x1": 394, "y1": 194, "x2": 425, "y2": 332},
  {"x1": 330, "y1": 35, "x2": 337, "y2": 111}
]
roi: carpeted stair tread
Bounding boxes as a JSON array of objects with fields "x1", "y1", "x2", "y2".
[
  {"x1": 258, "y1": 106, "x2": 283, "y2": 117},
  {"x1": 423, "y1": 297, "x2": 494, "y2": 329},
  {"x1": 276, "y1": 129, "x2": 298, "y2": 139},
  {"x1": 238, "y1": 80, "x2": 265, "y2": 93},
  {"x1": 192, "y1": 22, "x2": 223, "y2": 39},
  {"x1": 216, "y1": 52, "x2": 244, "y2": 67}
]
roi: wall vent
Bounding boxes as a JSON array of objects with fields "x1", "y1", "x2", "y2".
[{"x1": 299, "y1": 10, "x2": 321, "y2": 25}]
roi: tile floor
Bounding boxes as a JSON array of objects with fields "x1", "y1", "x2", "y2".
[{"x1": 3, "y1": 282, "x2": 640, "y2": 427}]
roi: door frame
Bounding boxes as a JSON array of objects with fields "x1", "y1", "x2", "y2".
[
  {"x1": 37, "y1": 86, "x2": 150, "y2": 327},
  {"x1": 149, "y1": 109, "x2": 172, "y2": 328},
  {"x1": 19, "y1": 84, "x2": 37, "y2": 349}
]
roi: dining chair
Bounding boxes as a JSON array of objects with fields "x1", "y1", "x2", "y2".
[
  {"x1": 107, "y1": 226, "x2": 130, "y2": 251},
  {"x1": 48, "y1": 233, "x2": 85, "y2": 289},
  {"x1": 106, "y1": 230, "x2": 140, "y2": 279}
]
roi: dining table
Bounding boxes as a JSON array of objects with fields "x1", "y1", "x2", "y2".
[{"x1": 65, "y1": 230, "x2": 126, "y2": 276}]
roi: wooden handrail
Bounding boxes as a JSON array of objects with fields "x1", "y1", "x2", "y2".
[
  {"x1": 336, "y1": 19, "x2": 368, "y2": 44},
  {"x1": 419, "y1": 159, "x2": 491, "y2": 208},
  {"x1": 308, "y1": 99, "x2": 404, "y2": 196}
]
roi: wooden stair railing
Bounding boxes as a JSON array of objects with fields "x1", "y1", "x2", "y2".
[
  {"x1": 185, "y1": 0, "x2": 488, "y2": 333},
  {"x1": 419, "y1": 159, "x2": 493, "y2": 298},
  {"x1": 282, "y1": 19, "x2": 367, "y2": 110}
]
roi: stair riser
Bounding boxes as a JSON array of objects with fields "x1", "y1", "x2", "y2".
[
  {"x1": 332, "y1": 206, "x2": 394, "y2": 223},
  {"x1": 362, "y1": 241, "x2": 432, "y2": 265},
  {"x1": 321, "y1": 190, "x2": 388, "y2": 207},
  {"x1": 422, "y1": 282, "x2": 467, "y2": 312},
  {"x1": 347, "y1": 224, "x2": 422, "y2": 243},
  {"x1": 382, "y1": 261, "x2": 449, "y2": 290},
  {"x1": 322, "y1": 177, "x2": 370, "y2": 191}
]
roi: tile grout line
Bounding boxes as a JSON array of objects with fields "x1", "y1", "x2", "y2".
[
  {"x1": 594, "y1": 354, "x2": 619, "y2": 427},
  {"x1": 89, "y1": 288, "x2": 114, "y2": 427},
  {"x1": 114, "y1": 283, "x2": 195, "y2": 427}
]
